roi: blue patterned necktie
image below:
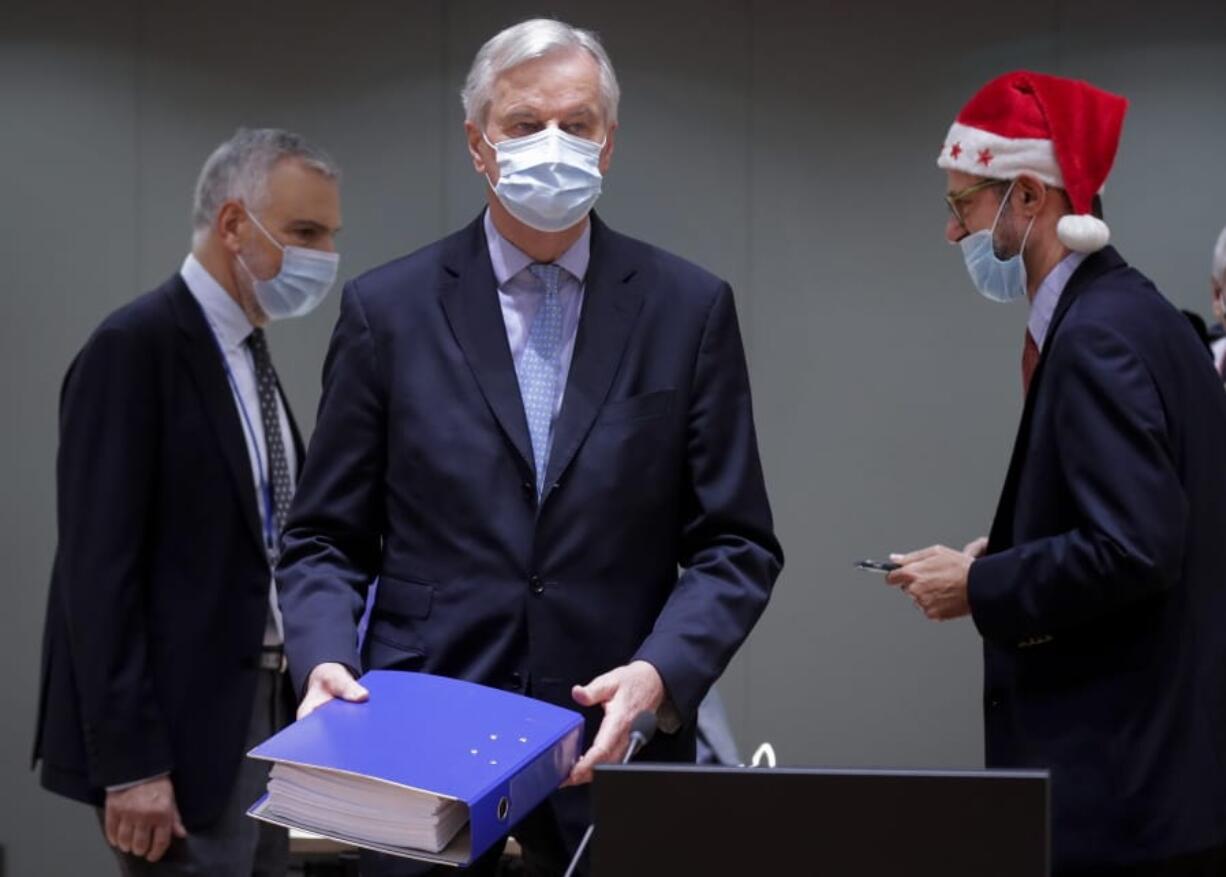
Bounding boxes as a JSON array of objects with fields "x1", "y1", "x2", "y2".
[{"x1": 519, "y1": 263, "x2": 565, "y2": 496}]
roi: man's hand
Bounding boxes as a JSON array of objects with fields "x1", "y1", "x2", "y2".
[
  {"x1": 962, "y1": 536, "x2": 989, "y2": 559},
  {"x1": 886, "y1": 545, "x2": 975, "y2": 620},
  {"x1": 298, "y1": 662, "x2": 369, "y2": 719},
  {"x1": 565, "y1": 660, "x2": 666, "y2": 786},
  {"x1": 104, "y1": 776, "x2": 186, "y2": 863}
]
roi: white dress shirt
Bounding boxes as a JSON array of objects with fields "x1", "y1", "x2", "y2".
[{"x1": 180, "y1": 254, "x2": 296, "y2": 645}]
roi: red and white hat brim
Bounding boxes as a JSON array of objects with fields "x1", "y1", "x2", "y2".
[{"x1": 937, "y1": 121, "x2": 1062, "y2": 188}]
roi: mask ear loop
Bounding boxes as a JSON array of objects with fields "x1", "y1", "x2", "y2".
[
  {"x1": 990, "y1": 178, "x2": 1037, "y2": 261},
  {"x1": 236, "y1": 206, "x2": 286, "y2": 288},
  {"x1": 243, "y1": 206, "x2": 286, "y2": 252}
]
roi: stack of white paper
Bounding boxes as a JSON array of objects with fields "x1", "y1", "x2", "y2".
[{"x1": 264, "y1": 763, "x2": 469, "y2": 854}]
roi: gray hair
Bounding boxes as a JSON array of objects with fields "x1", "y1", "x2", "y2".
[
  {"x1": 461, "y1": 19, "x2": 620, "y2": 128},
  {"x1": 1214, "y1": 225, "x2": 1226, "y2": 285},
  {"x1": 191, "y1": 128, "x2": 340, "y2": 245}
]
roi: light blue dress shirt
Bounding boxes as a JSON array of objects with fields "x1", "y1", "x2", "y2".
[
  {"x1": 483, "y1": 209, "x2": 589, "y2": 436},
  {"x1": 1028, "y1": 251, "x2": 1087, "y2": 350}
]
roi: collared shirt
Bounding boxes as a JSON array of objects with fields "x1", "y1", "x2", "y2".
[
  {"x1": 180, "y1": 253, "x2": 296, "y2": 644},
  {"x1": 484, "y1": 209, "x2": 589, "y2": 426},
  {"x1": 1028, "y1": 251, "x2": 1087, "y2": 350}
]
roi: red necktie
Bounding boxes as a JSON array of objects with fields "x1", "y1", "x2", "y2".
[{"x1": 1022, "y1": 330, "x2": 1041, "y2": 395}]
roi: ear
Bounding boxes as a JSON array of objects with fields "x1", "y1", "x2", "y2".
[
  {"x1": 465, "y1": 121, "x2": 492, "y2": 178},
  {"x1": 599, "y1": 123, "x2": 618, "y2": 175},
  {"x1": 1013, "y1": 174, "x2": 1048, "y2": 217},
  {"x1": 216, "y1": 200, "x2": 248, "y2": 254}
]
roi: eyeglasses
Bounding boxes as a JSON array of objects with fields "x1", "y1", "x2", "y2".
[{"x1": 945, "y1": 179, "x2": 1006, "y2": 230}]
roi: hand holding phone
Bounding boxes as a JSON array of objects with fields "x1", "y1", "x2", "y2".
[{"x1": 855, "y1": 559, "x2": 900, "y2": 574}]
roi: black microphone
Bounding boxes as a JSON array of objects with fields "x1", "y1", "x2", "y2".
[
  {"x1": 561, "y1": 710, "x2": 657, "y2": 877},
  {"x1": 625, "y1": 710, "x2": 658, "y2": 759}
]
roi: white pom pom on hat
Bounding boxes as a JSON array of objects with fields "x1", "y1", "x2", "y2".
[
  {"x1": 1057, "y1": 214, "x2": 1111, "y2": 253},
  {"x1": 937, "y1": 71, "x2": 1129, "y2": 255}
]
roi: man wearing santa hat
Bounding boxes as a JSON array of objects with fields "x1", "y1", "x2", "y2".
[{"x1": 886, "y1": 71, "x2": 1226, "y2": 874}]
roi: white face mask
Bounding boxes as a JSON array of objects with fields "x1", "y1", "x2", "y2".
[
  {"x1": 958, "y1": 179, "x2": 1035, "y2": 304},
  {"x1": 238, "y1": 209, "x2": 339, "y2": 321},
  {"x1": 485, "y1": 127, "x2": 604, "y2": 232}
]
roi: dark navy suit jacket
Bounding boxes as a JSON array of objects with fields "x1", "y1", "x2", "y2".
[
  {"x1": 277, "y1": 213, "x2": 782, "y2": 835},
  {"x1": 969, "y1": 247, "x2": 1226, "y2": 871},
  {"x1": 34, "y1": 275, "x2": 303, "y2": 828}
]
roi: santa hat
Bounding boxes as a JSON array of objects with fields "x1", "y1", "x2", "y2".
[{"x1": 937, "y1": 71, "x2": 1128, "y2": 253}]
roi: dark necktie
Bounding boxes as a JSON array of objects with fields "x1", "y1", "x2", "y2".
[
  {"x1": 1022, "y1": 329, "x2": 1041, "y2": 396},
  {"x1": 246, "y1": 328, "x2": 293, "y2": 559}
]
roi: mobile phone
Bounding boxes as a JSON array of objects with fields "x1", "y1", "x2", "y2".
[{"x1": 855, "y1": 559, "x2": 900, "y2": 573}]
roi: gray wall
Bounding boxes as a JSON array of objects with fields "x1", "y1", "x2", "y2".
[{"x1": 4, "y1": 1, "x2": 1225, "y2": 872}]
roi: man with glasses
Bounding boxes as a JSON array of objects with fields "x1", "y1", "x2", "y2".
[{"x1": 886, "y1": 72, "x2": 1226, "y2": 875}]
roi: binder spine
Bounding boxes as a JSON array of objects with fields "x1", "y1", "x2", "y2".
[{"x1": 468, "y1": 722, "x2": 583, "y2": 860}]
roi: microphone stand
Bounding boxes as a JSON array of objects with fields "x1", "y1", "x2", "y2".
[{"x1": 561, "y1": 712, "x2": 657, "y2": 877}]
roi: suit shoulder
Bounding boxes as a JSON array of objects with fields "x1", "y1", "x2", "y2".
[
  {"x1": 82, "y1": 278, "x2": 182, "y2": 356},
  {"x1": 345, "y1": 233, "x2": 457, "y2": 312},
  {"x1": 604, "y1": 227, "x2": 730, "y2": 307},
  {"x1": 96, "y1": 281, "x2": 177, "y2": 332},
  {"x1": 1066, "y1": 263, "x2": 1184, "y2": 344},
  {"x1": 65, "y1": 279, "x2": 181, "y2": 391}
]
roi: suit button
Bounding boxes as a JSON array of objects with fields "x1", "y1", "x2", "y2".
[
  {"x1": 529, "y1": 575, "x2": 544, "y2": 595},
  {"x1": 521, "y1": 481, "x2": 534, "y2": 497}
]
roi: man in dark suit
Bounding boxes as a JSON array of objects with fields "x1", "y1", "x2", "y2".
[
  {"x1": 277, "y1": 18, "x2": 782, "y2": 877},
  {"x1": 887, "y1": 71, "x2": 1226, "y2": 875},
  {"x1": 34, "y1": 128, "x2": 343, "y2": 875}
]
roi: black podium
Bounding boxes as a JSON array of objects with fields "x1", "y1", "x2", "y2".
[{"x1": 591, "y1": 764, "x2": 1048, "y2": 876}]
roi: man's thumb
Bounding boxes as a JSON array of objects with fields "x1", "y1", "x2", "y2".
[{"x1": 572, "y1": 673, "x2": 617, "y2": 707}]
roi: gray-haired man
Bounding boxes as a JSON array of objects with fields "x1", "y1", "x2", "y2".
[
  {"x1": 278, "y1": 17, "x2": 780, "y2": 877},
  {"x1": 34, "y1": 128, "x2": 342, "y2": 875}
]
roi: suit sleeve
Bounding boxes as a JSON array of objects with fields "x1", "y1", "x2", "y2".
[
  {"x1": 633, "y1": 283, "x2": 784, "y2": 720},
  {"x1": 278, "y1": 281, "x2": 387, "y2": 696},
  {"x1": 56, "y1": 326, "x2": 173, "y2": 788},
  {"x1": 968, "y1": 322, "x2": 1186, "y2": 644}
]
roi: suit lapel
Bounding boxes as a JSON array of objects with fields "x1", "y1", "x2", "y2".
[
  {"x1": 439, "y1": 216, "x2": 536, "y2": 475},
  {"x1": 543, "y1": 215, "x2": 644, "y2": 501},
  {"x1": 986, "y1": 247, "x2": 1125, "y2": 549},
  {"x1": 167, "y1": 278, "x2": 266, "y2": 556}
]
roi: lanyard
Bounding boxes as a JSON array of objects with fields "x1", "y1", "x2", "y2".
[{"x1": 205, "y1": 324, "x2": 279, "y2": 559}]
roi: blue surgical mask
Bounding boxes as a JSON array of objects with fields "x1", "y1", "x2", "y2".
[
  {"x1": 239, "y1": 209, "x2": 339, "y2": 320},
  {"x1": 485, "y1": 127, "x2": 604, "y2": 232},
  {"x1": 959, "y1": 180, "x2": 1035, "y2": 304}
]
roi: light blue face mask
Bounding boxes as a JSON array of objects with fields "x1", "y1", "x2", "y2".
[
  {"x1": 485, "y1": 127, "x2": 605, "y2": 232},
  {"x1": 958, "y1": 180, "x2": 1036, "y2": 304},
  {"x1": 239, "y1": 209, "x2": 339, "y2": 320}
]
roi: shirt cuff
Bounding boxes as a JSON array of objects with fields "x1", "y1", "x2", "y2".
[
  {"x1": 657, "y1": 698, "x2": 682, "y2": 734},
  {"x1": 105, "y1": 772, "x2": 169, "y2": 793}
]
